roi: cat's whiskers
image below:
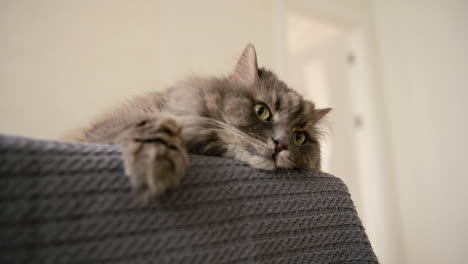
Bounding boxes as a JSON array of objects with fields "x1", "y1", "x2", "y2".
[
  {"x1": 181, "y1": 116, "x2": 320, "y2": 173},
  {"x1": 284, "y1": 157, "x2": 318, "y2": 176},
  {"x1": 203, "y1": 118, "x2": 316, "y2": 173},
  {"x1": 189, "y1": 116, "x2": 271, "y2": 149}
]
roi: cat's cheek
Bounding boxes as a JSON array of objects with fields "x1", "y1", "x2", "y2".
[
  {"x1": 251, "y1": 159, "x2": 275, "y2": 171},
  {"x1": 223, "y1": 105, "x2": 252, "y2": 127},
  {"x1": 225, "y1": 145, "x2": 275, "y2": 171},
  {"x1": 276, "y1": 151, "x2": 293, "y2": 169},
  {"x1": 289, "y1": 146, "x2": 319, "y2": 170}
]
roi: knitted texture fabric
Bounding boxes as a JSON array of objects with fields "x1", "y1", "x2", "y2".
[{"x1": 0, "y1": 135, "x2": 378, "y2": 264}]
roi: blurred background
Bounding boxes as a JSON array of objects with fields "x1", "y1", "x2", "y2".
[{"x1": 1, "y1": 0, "x2": 467, "y2": 263}]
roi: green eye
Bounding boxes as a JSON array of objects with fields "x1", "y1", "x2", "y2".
[
  {"x1": 293, "y1": 131, "x2": 306, "y2": 145},
  {"x1": 253, "y1": 103, "x2": 271, "y2": 121}
]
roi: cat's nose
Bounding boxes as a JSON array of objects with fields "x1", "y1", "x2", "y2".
[{"x1": 273, "y1": 139, "x2": 287, "y2": 153}]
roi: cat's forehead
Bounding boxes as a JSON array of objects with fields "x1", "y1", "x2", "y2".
[
  {"x1": 253, "y1": 70, "x2": 298, "y2": 105},
  {"x1": 254, "y1": 84, "x2": 312, "y2": 128},
  {"x1": 231, "y1": 68, "x2": 317, "y2": 129},
  {"x1": 273, "y1": 93, "x2": 308, "y2": 125}
]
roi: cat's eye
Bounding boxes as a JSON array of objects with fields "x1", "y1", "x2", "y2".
[
  {"x1": 253, "y1": 103, "x2": 271, "y2": 121},
  {"x1": 293, "y1": 131, "x2": 306, "y2": 145}
]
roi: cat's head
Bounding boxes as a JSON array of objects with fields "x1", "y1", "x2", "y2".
[{"x1": 191, "y1": 44, "x2": 331, "y2": 171}]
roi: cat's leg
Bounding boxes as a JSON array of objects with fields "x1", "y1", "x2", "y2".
[
  {"x1": 115, "y1": 114, "x2": 189, "y2": 199},
  {"x1": 71, "y1": 112, "x2": 189, "y2": 199}
]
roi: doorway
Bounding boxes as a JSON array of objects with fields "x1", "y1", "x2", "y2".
[
  {"x1": 276, "y1": 1, "x2": 402, "y2": 262},
  {"x1": 285, "y1": 10, "x2": 361, "y2": 206}
]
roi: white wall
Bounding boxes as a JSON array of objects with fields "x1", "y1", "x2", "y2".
[
  {"x1": 0, "y1": 0, "x2": 161, "y2": 138},
  {"x1": 284, "y1": 2, "x2": 405, "y2": 263},
  {"x1": 373, "y1": 0, "x2": 468, "y2": 263},
  {"x1": 0, "y1": 0, "x2": 275, "y2": 139},
  {"x1": 4, "y1": 1, "x2": 467, "y2": 262}
]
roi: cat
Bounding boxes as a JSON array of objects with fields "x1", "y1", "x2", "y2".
[{"x1": 65, "y1": 44, "x2": 331, "y2": 198}]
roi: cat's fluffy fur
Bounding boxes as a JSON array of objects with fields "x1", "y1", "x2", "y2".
[{"x1": 66, "y1": 44, "x2": 330, "y2": 197}]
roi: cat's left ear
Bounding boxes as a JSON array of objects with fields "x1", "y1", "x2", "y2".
[
  {"x1": 315, "y1": 108, "x2": 332, "y2": 121},
  {"x1": 231, "y1": 43, "x2": 259, "y2": 87}
]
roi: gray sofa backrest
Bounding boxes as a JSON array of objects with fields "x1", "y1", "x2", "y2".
[{"x1": 0, "y1": 135, "x2": 378, "y2": 264}]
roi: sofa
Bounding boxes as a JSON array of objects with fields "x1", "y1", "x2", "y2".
[{"x1": 0, "y1": 135, "x2": 378, "y2": 263}]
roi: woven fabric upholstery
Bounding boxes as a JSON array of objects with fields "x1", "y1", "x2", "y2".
[{"x1": 0, "y1": 135, "x2": 378, "y2": 264}]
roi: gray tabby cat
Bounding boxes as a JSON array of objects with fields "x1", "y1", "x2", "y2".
[{"x1": 66, "y1": 44, "x2": 330, "y2": 198}]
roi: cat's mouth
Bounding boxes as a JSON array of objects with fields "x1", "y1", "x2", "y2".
[
  {"x1": 272, "y1": 152, "x2": 280, "y2": 166},
  {"x1": 272, "y1": 150, "x2": 291, "y2": 168},
  {"x1": 242, "y1": 145, "x2": 290, "y2": 170},
  {"x1": 224, "y1": 136, "x2": 292, "y2": 171}
]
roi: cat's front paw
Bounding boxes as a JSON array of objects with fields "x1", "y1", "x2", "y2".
[{"x1": 120, "y1": 115, "x2": 188, "y2": 199}]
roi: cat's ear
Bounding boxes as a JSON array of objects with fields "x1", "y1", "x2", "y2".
[
  {"x1": 304, "y1": 101, "x2": 331, "y2": 123},
  {"x1": 315, "y1": 108, "x2": 332, "y2": 121},
  {"x1": 231, "y1": 43, "x2": 259, "y2": 87}
]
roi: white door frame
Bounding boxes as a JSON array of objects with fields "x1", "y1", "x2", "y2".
[{"x1": 271, "y1": 1, "x2": 404, "y2": 263}]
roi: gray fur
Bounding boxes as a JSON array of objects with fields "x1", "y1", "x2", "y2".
[{"x1": 67, "y1": 44, "x2": 331, "y2": 197}]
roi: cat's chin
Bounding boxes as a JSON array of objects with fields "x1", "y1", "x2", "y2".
[
  {"x1": 236, "y1": 152, "x2": 293, "y2": 171},
  {"x1": 225, "y1": 147, "x2": 274, "y2": 170},
  {"x1": 226, "y1": 145, "x2": 295, "y2": 171},
  {"x1": 248, "y1": 155, "x2": 292, "y2": 171},
  {"x1": 249, "y1": 158, "x2": 276, "y2": 171},
  {"x1": 239, "y1": 154, "x2": 276, "y2": 171}
]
